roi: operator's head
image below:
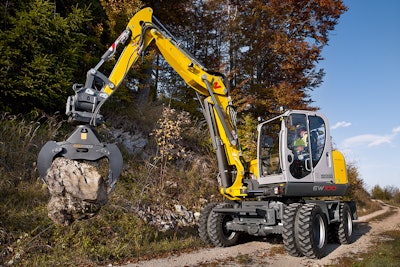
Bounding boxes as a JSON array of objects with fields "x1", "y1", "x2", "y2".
[{"x1": 297, "y1": 126, "x2": 307, "y2": 137}]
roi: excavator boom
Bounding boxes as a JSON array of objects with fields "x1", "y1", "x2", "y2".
[{"x1": 38, "y1": 7, "x2": 247, "y2": 199}]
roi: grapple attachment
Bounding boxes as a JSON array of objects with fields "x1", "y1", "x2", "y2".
[{"x1": 37, "y1": 125, "x2": 123, "y2": 191}]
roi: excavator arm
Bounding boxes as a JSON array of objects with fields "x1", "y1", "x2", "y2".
[{"x1": 38, "y1": 8, "x2": 249, "y2": 200}]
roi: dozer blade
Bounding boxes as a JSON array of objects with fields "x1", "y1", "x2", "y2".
[{"x1": 37, "y1": 125, "x2": 123, "y2": 190}]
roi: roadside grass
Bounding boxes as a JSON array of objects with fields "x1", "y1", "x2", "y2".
[
  {"x1": 332, "y1": 206, "x2": 400, "y2": 267},
  {"x1": 0, "y1": 176, "x2": 206, "y2": 266},
  {"x1": 0, "y1": 111, "x2": 385, "y2": 266},
  {"x1": 357, "y1": 199, "x2": 381, "y2": 217},
  {"x1": 333, "y1": 229, "x2": 400, "y2": 267}
]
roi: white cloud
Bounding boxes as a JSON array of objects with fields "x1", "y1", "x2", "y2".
[
  {"x1": 393, "y1": 126, "x2": 400, "y2": 134},
  {"x1": 331, "y1": 121, "x2": 352, "y2": 130},
  {"x1": 342, "y1": 126, "x2": 400, "y2": 149}
]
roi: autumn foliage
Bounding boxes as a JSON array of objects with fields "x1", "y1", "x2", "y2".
[
  {"x1": 153, "y1": 107, "x2": 191, "y2": 164},
  {"x1": 1, "y1": 0, "x2": 347, "y2": 118},
  {"x1": 149, "y1": 0, "x2": 347, "y2": 118}
]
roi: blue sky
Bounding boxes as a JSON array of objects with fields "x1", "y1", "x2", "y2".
[{"x1": 312, "y1": 0, "x2": 400, "y2": 190}]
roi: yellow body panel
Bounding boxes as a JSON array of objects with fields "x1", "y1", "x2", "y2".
[
  {"x1": 332, "y1": 150, "x2": 348, "y2": 184},
  {"x1": 249, "y1": 159, "x2": 258, "y2": 178}
]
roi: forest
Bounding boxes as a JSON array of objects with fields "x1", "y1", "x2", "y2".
[
  {"x1": 1, "y1": 0, "x2": 398, "y2": 266},
  {"x1": 1, "y1": 0, "x2": 348, "y2": 115}
]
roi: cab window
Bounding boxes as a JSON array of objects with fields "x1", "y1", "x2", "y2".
[
  {"x1": 258, "y1": 119, "x2": 282, "y2": 176},
  {"x1": 287, "y1": 114, "x2": 311, "y2": 179},
  {"x1": 309, "y1": 115, "x2": 326, "y2": 167}
]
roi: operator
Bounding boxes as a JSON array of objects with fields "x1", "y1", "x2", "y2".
[{"x1": 294, "y1": 126, "x2": 308, "y2": 157}]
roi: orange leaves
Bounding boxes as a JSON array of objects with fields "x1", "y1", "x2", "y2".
[{"x1": 227, "y1": 0, "x2": 346, "y2": 113}]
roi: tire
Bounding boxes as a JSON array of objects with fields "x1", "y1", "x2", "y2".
[
  {"x1": 337, "y1": 203, "x2": 354, "y2": 244},
  {"x1": 296, "y1": 203, "x2": 328, "y2": 259},
  {"x1": 198, "y1": 202, "x2": 217, "y2": 244},
  {"x1": 282, "y1": 203, "x2": 303, "y2": 257},
  {"x1": 208, "y1": 202, "x2": 240, "y2": 247}
]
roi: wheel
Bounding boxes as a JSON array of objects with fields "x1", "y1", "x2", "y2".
[
  {"x1": 336, "y1": 203, "x2": 354, "y2": 244},
  {"x1": 282, "y1": 203, "x2": 303, "y2": 257},
  {"x1": 198, "y1": 202, "x2": 217, "y2": 244},
  {"x1": 296, "y1": 203, "x2": 328, "y2": 259},
  {"x1": 208, "y1": 202, "x2": 240, "y2": 247}
]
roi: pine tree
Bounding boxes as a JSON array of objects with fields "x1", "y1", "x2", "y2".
[{"x1": 0, "y1": 0, "x2": 90, "y2": 114}]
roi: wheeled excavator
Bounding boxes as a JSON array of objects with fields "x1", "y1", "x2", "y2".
[{"x1": 37, "y1": 7, "x2": 357, "y2": 259}]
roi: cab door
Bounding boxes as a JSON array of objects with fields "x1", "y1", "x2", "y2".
[
  {"x1": 285, "y1": 112, "x2": 313, "y2": 182},
  {"x1": 308, "y1": 113, "x2": 335, "y2": 183},
  {"x1": 284, "y1": 111, "x2": 334, "y2": 183}
]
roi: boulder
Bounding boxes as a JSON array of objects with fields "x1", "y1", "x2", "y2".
[{"x1": 45, "y1": 157, "x2": 108, "y2": 226}]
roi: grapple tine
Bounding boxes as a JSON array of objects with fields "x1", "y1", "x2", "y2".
[
  {"x1": 105, "y1": 144, "x2": 123, "y2": 191},
  {"x1": 37, "y1": 141, "x2": 63, "y2": 183}
]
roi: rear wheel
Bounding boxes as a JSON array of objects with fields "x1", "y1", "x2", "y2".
[
  {"x1": 198, "y1": 203, "x2": 217, "y2": 244},
  {"x1": 336, "y1": 203, "x2": 354, "y2": 244},
  {"x1": 282, "y1": 203, "x2": 303, "y2": 257},
  {"x1": 296, "y1": 203, "x2": 328, "y2": 259},
  {"x1": 208, "y1": 203, "x2": 240, "y2": 247}
]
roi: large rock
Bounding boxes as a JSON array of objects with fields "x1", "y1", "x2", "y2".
[{"x1": 45, "y1": 157, "x2": 108, "y2": 226}]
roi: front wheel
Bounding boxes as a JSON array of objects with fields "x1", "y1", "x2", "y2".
[
  {"x1": 282, "y1": 203, "x2": 303, "y2": 257},
  {"x1": 198, "y1": 202, "x2": 217, "y2": 244},
  {"x1": 296, "y1": 203, "x2": 328, "y2": 259},
  {"x1": 208, "y1": 203, "x2": 240, "y2": 247}
]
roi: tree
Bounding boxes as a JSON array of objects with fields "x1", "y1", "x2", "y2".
[
  {"x1": 0, "y1": 0, "x2": 348, "y2": 117},
  {"x1": 99, "y1": 0, "x2": 143, "y2": 39},
  {"x1": 0, "y1": 0, "x2": 91, "y2": 114},
  {"x1": 139, "y1": 0, "x2": 347, "y2": 120},
  {"x1": 224, "y1": 0, "x2": 347, "y2": 117},
  {"x1": 371, "y1": 185, "x2": 384, "y2": 199},
  {"x1": 372, "y1": 184, "x2": 399, "y2": 201},
  {"x1": 345, "y1": 161, "x2": 370, "y2": 203}
]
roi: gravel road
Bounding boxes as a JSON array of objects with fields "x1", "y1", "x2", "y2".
[{"x1": 119, "y1": 202, "x2": 399, "y2": 267}]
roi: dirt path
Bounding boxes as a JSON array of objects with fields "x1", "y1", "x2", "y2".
[{"x1": 121, "y1": 202, "x2": 400, "y2": 267}]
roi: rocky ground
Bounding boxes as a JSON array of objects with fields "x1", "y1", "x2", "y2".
[{"x1": 118, "y1": 202, "x2": 399, "y2": 267}]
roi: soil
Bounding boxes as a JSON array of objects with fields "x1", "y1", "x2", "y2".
[{"x1": 120, "y1": 201, "x2": 400, "y2": 267}]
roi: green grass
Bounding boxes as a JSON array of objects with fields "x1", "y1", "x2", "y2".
[
  {"x1": 362, "y1": 230, "x2": 400, "y2": 266},
  {"x1": 0, "y1": 111, "x2": 393, "y2": 266},
  {"x1": 0, "y1": 178, "x2": 205, "y2": 266},
  {"x1": 335, "y1": 229, "x2": 400, "y2": 267}
]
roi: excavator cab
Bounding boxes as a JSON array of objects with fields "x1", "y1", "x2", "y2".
[{"x1": 255, "y1": 110, "x2": 348, "y2": 197}]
